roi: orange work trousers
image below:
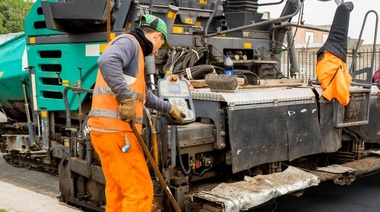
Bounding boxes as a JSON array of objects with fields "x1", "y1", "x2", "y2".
[{"x1": 90, "y1": 130, "x2": 153, "y2": 212}]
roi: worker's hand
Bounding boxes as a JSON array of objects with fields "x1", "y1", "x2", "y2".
[
  {"x1": 118, "y1": 99, "x2": 136, "y2": 122},
  {"x1": 168, "y1": 105, "x2": 185, "y2": 123}
]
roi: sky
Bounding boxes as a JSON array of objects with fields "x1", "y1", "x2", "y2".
[{"x1": 258, "y1": 0, "x2": 380, "y2": 44}]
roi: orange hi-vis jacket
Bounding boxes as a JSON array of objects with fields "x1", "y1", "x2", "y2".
[
  {"x1": 316, "y1": 50, "x2": 352, "y2": 106},
  {"x1": 87, "y1": 34, "x2": 146, "y2": 133}
]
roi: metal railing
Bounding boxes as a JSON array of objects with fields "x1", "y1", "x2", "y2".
[{"x1": 280, "y1": 47, "x2": 380, "y2": 83}]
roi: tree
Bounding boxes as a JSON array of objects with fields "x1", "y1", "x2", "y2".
[{"x1": 0, "y1": 0, "x2": 34, "y2": 34}]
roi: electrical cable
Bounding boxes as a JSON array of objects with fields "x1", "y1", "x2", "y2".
[
  {"x1": 233, "y1": 69, "x2": 261, "y2": 84},
  {"x1": 193, "y1": 165, "x2": 212, "y2": 177},
  {"x1": 271, "y1": 64, "x2": 288, "y2": 78},
  {"x1": 174, "y1": 125, "x2": 191, "y2": 175}
]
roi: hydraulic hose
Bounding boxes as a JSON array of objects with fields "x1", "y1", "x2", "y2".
[
  {"x1": 173, "y1": 65, "x2": 224, "y2": 79},
  {"x1": 173, "y1": 125, "x2": 191, "y2": 175}
]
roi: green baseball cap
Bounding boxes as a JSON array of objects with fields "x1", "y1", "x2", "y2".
[{"x1": 140, "y1": 14, "x2": 170, "y2": 49}]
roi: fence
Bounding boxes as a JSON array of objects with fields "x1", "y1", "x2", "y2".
[{"x1": 280, "y1": 46, "x2": 380, "y2": 83}]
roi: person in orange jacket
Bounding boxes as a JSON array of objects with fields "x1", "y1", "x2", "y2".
[
  {"x1": 316, "y1": 2, "x2": 354, "y2": 106},
  {"x1": 87, "y1": 14, "x2": 184, "y2": 212}
]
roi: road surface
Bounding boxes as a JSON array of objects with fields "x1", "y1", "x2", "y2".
[
  {"x1": 0, "y1": 153, "x2": 80, "y2": 212},
  {"x1": 1, "y1": 151, "x2": 380, "y2": 212}
]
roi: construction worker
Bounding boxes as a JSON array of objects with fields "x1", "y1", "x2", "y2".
[
  {"x1": 316, "y1": 2, "x2": 354, "y2": 106},
  {"x1": 87, "y1": 14, "x2": 184, "y2": 212}
]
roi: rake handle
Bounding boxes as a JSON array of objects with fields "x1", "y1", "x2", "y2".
[{"x1": 129, "y1": 121, "x2": 181, "y2": 212}]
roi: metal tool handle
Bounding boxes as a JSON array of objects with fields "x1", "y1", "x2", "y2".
[{"x1": 128, "y1": 121, "x2": 181, "y2": 212}]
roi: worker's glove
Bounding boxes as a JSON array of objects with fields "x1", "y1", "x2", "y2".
[
  {"x1": 168, "y1": 105, "x2": 185, "y2": 123},
  {"x1": 118, "y1": 99, "x2": 136, "y2": 122}
]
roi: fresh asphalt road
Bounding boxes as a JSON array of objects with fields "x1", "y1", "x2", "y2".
[{"x1": 1, "y1": 151, "x2": 380, "y2": 212}]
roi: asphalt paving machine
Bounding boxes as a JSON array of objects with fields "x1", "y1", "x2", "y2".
[{"x1": 1, "y1": 0, "x2": 380, "y2": 211}]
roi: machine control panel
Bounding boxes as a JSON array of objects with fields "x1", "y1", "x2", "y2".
[{"x1": 158, "y1": 74, "x2": 195, "y2": 124}]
